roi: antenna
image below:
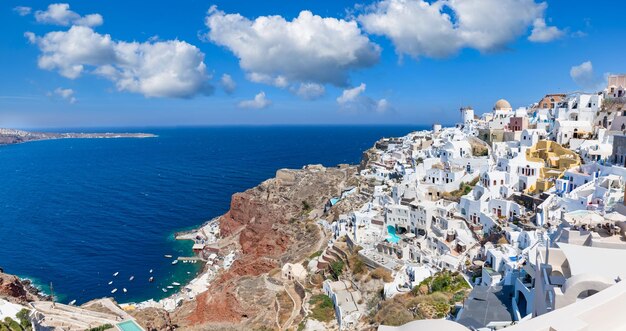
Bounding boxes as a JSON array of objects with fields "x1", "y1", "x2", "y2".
[{"x1": 50, "y1": 282, "x2": 55, "y2": 308}]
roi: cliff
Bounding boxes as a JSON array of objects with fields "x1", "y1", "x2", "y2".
[
  {"x1": 0, "y1": 271, "x2": 46, "y2": 304},
  {"x1": 171, "y1": 164, "x2": 358, "y2": 330}
]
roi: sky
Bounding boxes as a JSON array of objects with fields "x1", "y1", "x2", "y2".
[{"x1": 1, "y1": 0, "x2": 624, "y2": 129}]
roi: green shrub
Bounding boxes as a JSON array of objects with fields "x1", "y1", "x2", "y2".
[
  {"x1": 308, "y1": 295, "x2": 335, "y2": 322},
  {"x1": 330, "y1": 260, "x2": 344, "y2": 280},
  {"x1": 85, "y1": 324, "x2": 113, "y2": 331}
]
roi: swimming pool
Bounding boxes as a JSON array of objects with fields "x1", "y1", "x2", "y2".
[
  {"x1": 117, "y1": 320, "x2": 144, "y2": 331},
  {"x1": 386, "y1": 225, "x2": 401, "y2": 244}
]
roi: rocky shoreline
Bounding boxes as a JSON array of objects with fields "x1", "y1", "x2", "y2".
[
  {"x1": 0, "y1": 135, "x2": 384, "y2": 330},
  {"x1": 0, "y1": 271, "x2": 50, "y2": 305}
]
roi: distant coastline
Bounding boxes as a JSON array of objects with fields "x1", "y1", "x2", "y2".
[{"x1": 0, "y1": 128, "x2": 156, "y2": 146}]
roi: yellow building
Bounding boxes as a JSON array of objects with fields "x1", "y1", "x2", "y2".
[{"x1": 525, "y1": 140, "x2": 581, "y2": 194}]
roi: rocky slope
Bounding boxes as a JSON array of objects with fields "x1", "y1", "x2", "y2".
[
  {"x1": 0, "y1": 271, "x2": 46, "y2": 304},
  {"x1": 171, "y1": 164, "x2": 358, "y2": 330}
]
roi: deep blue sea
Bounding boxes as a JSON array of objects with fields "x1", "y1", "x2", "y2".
[{"x1": 0, "y1": 126, "x2": 421, "y2": 304}]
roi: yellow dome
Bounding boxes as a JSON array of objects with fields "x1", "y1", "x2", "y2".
[{"x1": 494, "y1": 99, "x2": 512, "y2": 110}]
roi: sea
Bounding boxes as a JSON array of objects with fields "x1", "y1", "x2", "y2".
[{"x1": 0, "y1": 125, "x2": 423, "y2": 304}]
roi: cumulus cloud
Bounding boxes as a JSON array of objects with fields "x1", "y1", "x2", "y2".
[
  {"x1": 337, "y1": 83, "x2": 389, "y2": 113},
  {"x1": 13, "y1": 6, "x2": 32, "y2": 16},
  {"x1": 204, "y1": 6, "x2": 380, "y2": 88},
  {"x1": 238, "y1": 92, "x2": 271, "y2": 109},
  {"x1": 294, "y1": 83, "x2": 325, "y2": 100},
  {"x1": 528, "y1": 18, "x2": 564, "y2": 42},
  {"x1": 570, "y1": 61, "x2": 600, "y2": 90},
  {"x1": 359, "y1": 0, "x2": 556, "y2": 59},
  {"x1": 49, "y1": 87, "x2": 77, "y2": 103},
  {"x1": 220, "y1": 74, "x2": 237, "y2": 94},
  {"x1": 26, "y1": 26, "x2": 213, "y2": 98},
  {"x1": 35, "y1": 3, "x2": 103, "y2": 27}
]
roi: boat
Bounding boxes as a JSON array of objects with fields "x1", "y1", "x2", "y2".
[
  {"x1": 129, "y1": 276, "x2": 134, "y2": 281},
  {"x1": 162, "y1": 288, "x2": 167, "y2": 293},
  {"x1": 69, "y1": 300, "x2": 76, "y2": 306},
  {"x1": 149, "y1": 277, "x2": 154, "y2": 282},
  {"x1": 111, "y1": 288, "x2": 118, "y2": 294},
  {"x1": 149, "y1": 269, "x2": 153, "y2": 273},
  {"x1": 172, "y1": 260, "x2": 178, "y2": 265},
  {"x1": 164, "y1": 255, "x2": 172, "y2": 258},
  {"x1": 187, "y1": 272, "x2": 191, "y2": 274},
  {"x1": 167, "y1": 286, "x2": 174, "y2": 289},
  {"x1": 172, "y1": 282, "x2": 180, "y2": 286},
  {"x1": 123, "y1": 288, "x2": 127, "y2": 293},
  {"x1": 113, "y1": 272, "x2": 119, "y2": 277},
  {"x1": 108, "y1": 281, "x2": 113, "y2": 285}
]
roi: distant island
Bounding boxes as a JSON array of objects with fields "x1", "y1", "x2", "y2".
[{"x1": 0, "y1": 128, "x2": 156, "y2": 145}]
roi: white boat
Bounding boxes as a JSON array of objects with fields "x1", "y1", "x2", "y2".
[
  {"x1": 123, "y1": 288, "x2": 127, "y2": 293},
  {"x1": 149, "y1": 277, "x2": 154, "y2": 282},
  {"x1": 69, "y1": 300, "x2": 76, "y2": 306},
  {"x1": 167, "y1": 286, "x2": 174, "y2": 289},
  {"x1": 113, "y1": 272, "x2": 119, "y2": 277},
  {"x1": 187, "y1": 272, "x2": 191, "y2": 274},
  {"x1": 172, "y1": 260, "x2": 178, "y2": 265},
  {"x1": 164, "y1": 255, "x2": 172, "y2": 258},
  {"x1": 162, "y1": 288, "x2": 167, "y2": 293},
  {"x1": 111, "y1": 288, "x2": 118, "y2": 294},
  {"x1": 149, "y1": 269, "x2": 153, "y2": 273},
  {"x1": 129, "y1": 276, "x2": 134, "y2": 281},
  {"x1": 108, "y1": 281, "x2": 113, "y2": 285},
  {"x1": 172, "y1": 282, "x2": 181, "y2": 286}
]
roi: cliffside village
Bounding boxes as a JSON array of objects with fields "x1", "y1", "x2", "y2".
[
  {"x1": 2, "y1": 76, "x2": 626, "y2": 331},
  {"x1": 310, "y1": 75, "x2": 626, "y2": 330}
]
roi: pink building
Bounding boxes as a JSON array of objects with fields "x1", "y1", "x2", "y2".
[{"x1": 509, "y1": 117, "x2": 528, "y2": 132}]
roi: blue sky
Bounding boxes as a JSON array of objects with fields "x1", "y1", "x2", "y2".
[{"x1": 1, "y1": 0, "x2": 624, "y2": 129}]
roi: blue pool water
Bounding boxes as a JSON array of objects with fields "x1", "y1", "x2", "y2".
[
  {"x1": 387, "y1": 225, "x2": 401, "y2": 244},
  {"x1": 117, "y1": 320, "x2": 144, "y2": 331},
  {"x1": 0, "y1": 126, "x2": 422, "y2": 304}
]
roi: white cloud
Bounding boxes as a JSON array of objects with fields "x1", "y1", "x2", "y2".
[
  {"x1": 337, "y1": 83, "x2": 367, "y2": 104},
  {"x1": 26, "y1": 26, "x2": 213, "y2": 98},
  {"x1": 13, "y1": 6, "x2": 32, "y2": 16},
  {"x1": 337, "y1": 83, "x2": 389, "y2": 113},
  {"x1": 220, "y1": 74, "x2": 237, "y2": 94},
  {"x1": 204, "y1": 6, "x2": 380, "y2": 88},
  {"x1": 359, "y1": 0, "x2": 555, "y2": 59},
  {"x1": 528, "y1": 18, "x2": 564, "y2": 42},
  {"x1": 570, "y1": 61, "x2": 598, "y2": 90},
  {"x1": 35, "y1": 3, "x2": 103, "y2": 27},
  {"x1": 359, "y1": 0, "x2": 461, "y2": 58},
  {"x1": 50, "y1": 87, "x2": 77, "y2": 103},
  {"x1": 294, "y1": 83, "x2": 325, "y2": 100},
  {"x1": 238, "y1": 92, "x2": 271, "y2": 109}
]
